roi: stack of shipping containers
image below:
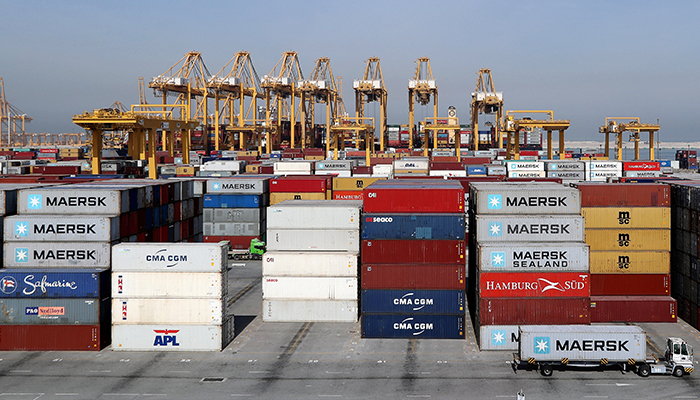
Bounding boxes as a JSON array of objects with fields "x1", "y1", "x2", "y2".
[
  {"x1": 469, "y1": 182, "x2": 590, "y2": 350},
  {"x1": 262, "y1": 200, "x2": 361, "y2": 322},
  {"x1": 361, "y1": 180, "x2": 467, "y2": 339},
  {"x1": 269, "y1": 176, "x2": 331, "y2": 205},
  {"x1": 544, "y1": 160, "x2": 585, "y2": 183},
  {"x1": 332, "y1": 177, "x2": 384, "y2": 201},
  {"x1": 584, "y1": 160, "x2": 622, "y2": 182},
  {"x1": 202, "y1": 177, "x2": 269, "y2": 249},
  {"x1": 676, "y1": 150, "x2": 698, "y2": 170},
  {"x1": 669, "y1": 182, "x2": 699, "y2": 328},
  {"x1": 578, "y1": 183, "x2": 677, "y2": 323},
  {"x1": 111, "y1": 242, "x2": 232, "y2": 351},
  {"x1": 503, "y1": 160, "x2": 545, "y2": 178}
]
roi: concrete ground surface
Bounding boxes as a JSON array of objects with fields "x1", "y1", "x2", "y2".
[{"x1": 0, "y1": 261, "x2": 698, "y2": 400}]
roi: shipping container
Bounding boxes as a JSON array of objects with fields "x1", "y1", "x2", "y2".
[
  {"x1": 585, "y1": 229, "x2": 670, "y2": 251},
  {"x1": 267, "y1": 229, "x2": 359, "y2": 252},
  {"x1": 478, "y1": 298, "x2": 590, "y2": 325},
  {"x1": 262, "y1": 252, "x2": 359, "y2": 277},
  {"x1": 478, "y1": 325, "x2": 520, "y2": 351},
  {"x1": 199, "y1": 160, "x2": 245, "y2": 172},
  {"x1": 590, "y1": 296, "x2": 677, "y2": 323},
  {"x1": 575, "y1": 183, "x2": 670, "y2": 207},
  {"x1": 4, "y1": 242, "x2": 111, "y2": 268},
  {"x1": 474, "y1": 215, "x2": 584, "y2": 243},
  {"x1": 262, "y1": 299, "x2": 358, "y2": 322},
  {"x1": 477, "y1": 243, "x2": 589, "y2": 272},
  {"x1": 363, "y1": 181, "x2": 464, "y2": 213},
  {"x1": 582, "y1": 207, "x2": 670, "y2": 229},
  {"x1": 4, "y1": 215, "x2": 121, "y2": 242},
  {"x1": 203, "y1": 207, "x2": 264, "y2": 223},
  {"x1": 0, "y1": 324, "x2": 108, "y2": 351},
  {"x1": 262, "y1": 277, "x2": 358, "y2": 300},
  {"x1": 113, "y1": 298, "x2": 224, "y2": 324},
  {"x1": 623, "y1": 161, "x2": 661, "y2": 171},
  {"x1": 203, "y1": 221, "x2": 262, "y2": 236},
  {"x1": 361, "y1": 240, "x2": 465, "y2": 264},
  {"x1": 203, "y1": 194, "x2": 265, "y2": 208},
  {"x1": 590, "y1": 273, "x2": 670, "y2": 296},
  {"x1": 315, "y1": 160, "x2": 353, "y2": 171},
  {"x1": 0, "y1": 297, "x2": 109, "y2": 324},
  {"x1": 361, "y1": 264, "x2": 465, "y2": 290},
  {"x1": 503, "y1": 161, "x2": 544, "y2": 171},
  {"x1": 205, "y1": 177, "x2": 269, "y2": 194},
  {"x1": 0, "y1": 268, "x2": 109, "y2": 298},
  {"x1": 18, "y1": 187, "x2": 130, "y2": 214},
  {"x1": 584, "y1": 161, "x2": 623, "y2": 171},
  {"x1": 478, "y1": 272, "x2": 589, "y2": 298},
  {"x1": 361, "y1": 213, "x2": 465, "y2": 240},
  {"x1": 360, "y1": 289, "x2": 464, "y2": 314},
  {"x1": 544, "y1": 161, "x2": 584, "y2": 171},
  {"x1": 470, "y1": 183, "x2": 581, "y2": 215},
  {"x1": 111, "y1": 242, "x2": 227, "y2": 272},
  {"x1": 273, "y1": 161, "x2": 314, "y2": 175},
  {"x1": 270, "y1": 176, "x2": 328, "y2": 192},
  {"x1": 589, "y1": 251, "x2": 670, "y2": 274},
  {"x1": 361, "y1": 314, "x2": 464, "y2": 339},
  {"x1": 112, "y1": 272, "x2": 225, "y2": 298},
  {"x1": 507, "y1": 171, "x2": 546, "y2": 178},
  {"x1": 112, "y1": 318, "x2": 234, "y2": 351},
  {"x1": 267, "y1": 200, "x2": 361, "y2": 229},
  {"x1": 269, "y1": 192, "x2": 327, "y2": 204},
  {"x1": 546, "y1": 171, "x2": 586, "y2": 180},
  {"x1": 332, "y1": 191, "x2": 364, "y2": 201}
]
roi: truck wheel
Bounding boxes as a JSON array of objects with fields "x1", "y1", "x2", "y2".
[
  {"x1": 673, "y1": 367, "x2": 684, "y2": 377},
  {"x1": 540, "y1": 365, "x2": 553, "y2": 377},
  {"x1": 637, "y1": 364, "x2": 650, "y2": 378}
]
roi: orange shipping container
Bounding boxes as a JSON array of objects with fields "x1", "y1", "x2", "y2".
[
  {"x1": 582, "y1": 207, "x2": 670, "y2": 229},
  {"x1": 589, "y1": 251, "x2": 670, "y2": 274}
]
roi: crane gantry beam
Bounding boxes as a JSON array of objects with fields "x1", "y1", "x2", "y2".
[
  {"x1": 599, "y1": 117, "x2": 660, "y2": 161},
  {"x1": 354, "y1": 57, "x2": 387, "y2": 151},
  {"x1": 408, "y1": 57, "x2": 438, "y2": 152},
  {"x1": 470, "y1": 69, "x2": 503, "y2": 151},
  {"x1": 0, "y1": 77, "x2": 33, "y2": 147},
  {"x1": 261, "y1": 51, "x2": 305, "y2": 151},
  {"x1": 503, "y1": 110, "x2": 570, "y2": 160}
]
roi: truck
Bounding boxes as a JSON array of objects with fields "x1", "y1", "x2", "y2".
[{"x1": 512, "y1": 325, "x2": 694, "y2": 377}]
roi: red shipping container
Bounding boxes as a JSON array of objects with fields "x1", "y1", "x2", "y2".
[
  {"x1": 363, "y1": 181, "x2": 464, "y2": 213},
  {"x1": 119, "y1": 213, "x2": 130, "y2": 238},
  {"x1": 204, "y1": 235, "x2": 257, "y2": 249},
  {"x1": 461, "y1": 157, "x2": 492, "y2": 165},
  {"x1": 270, "y1": 176, "x2": 328, "y2": 193},
  {"x1": 361, "y1": 239, "x2": 465, "y2": 264},
  {"x1": 479, "y1": 272, "x2": 589, "y2": 298},
  {"x1": 478, "y1": 297, "x2": 590, "y2": 325},
  {"x1": 0, "y1": 325, "x2": 108, "y2": 351},
  {"x1": 361, "y1": 264, "x2": 465, "y2": 290},
  {"x1": 623, "y1": 161, "x2": 661, "y2": 171},
  {"x1": 39, "y1": 148, "x2": 59, "y2": 153},
  {"x1": 519, "y1": 150, "x2": 538, "y2": 156},
  {"x1": 33, "y1": 165, "x2": 81, "y2": 175},
  {"x1": 447, "y1": 176, "x2": 503, "y2": 191},
  {"x1": 369, "y1": 158, "x2": 394, "y2": 165},
  {"x1": 575, "y1": 183, "x2": 670, "y2": 207},
  {"x1": 590, "y1": 273, "x2": 670, "y2": 296},
  {"x1": 590, "y1": 296, "x2": 677, "y2": 323},
  {"x1": 429, "y1": 161, "x2": 465, "y2": 171},
  {"x1": 352, "y1": 166, "x2": 372, "y2": 175},
  {"x1": 259, "y1": 165, "x2": 274, "y2": 174},
  {"x1": 333, "y1": 190, "x2": 363, "y2": 200},
  {"x1": 431, "y1": 156, "x2": 459, "y2": 162}
]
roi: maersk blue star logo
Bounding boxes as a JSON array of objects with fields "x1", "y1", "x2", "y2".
[
  {"x1": 488, "y1": 222, "x2": 503, "y2": 237},
  {"x1": 491, "y1": 251, "x2": 506, "y2": 267},
  {"x1": 15, "y1": 222, "x2": 29, "y2": 237},
  {"x1": 27, "y1": 194, "x2": 42, "y2": 209},
  {"x1": 492, "y1": 330, "x2": 506, "y2": 346},
  {"x1": 550, "y1": 164, "x2": 558, "y2": 170},
  {"x1": 534, "y1": 337, "x2": 550, "y2": 354},
  {"x1": 15, "y1": 248, "x2": 29, "y2": 263},
  {"x1": 211, "y1": 183, "x2": 221, "y2": 191},
  {"x1": 487, "y1": 194, "x2": 502, "y2": 210}
]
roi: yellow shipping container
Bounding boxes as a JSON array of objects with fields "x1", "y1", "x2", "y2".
[
  {"x1": 270, "y1": 192, "x2": 326, "y2": 205},
  {"x1": 585, "y1": 229, "x2": 670, "y2": 251},
  {"x1": 589, "y1": 251, "x2": 670, "y2": 274},
  {"x1": 304, "y1": 155, "x2": 324, "y2": 160},
  {"x1": 333, "y1": 177, "x2": 385, "y2": 191},
  {"x1": 246, "y1": 165, "x2": 260, "y2": 173},
  {"x1": 239, "y1": 150, "x2": 258, "y2": 157},
  {"x1": 176, "y1": 166, "x2": 198, "y2": 176},
  {"x1": 582, "y1": 207, "x2": 670, "y2": 229}
]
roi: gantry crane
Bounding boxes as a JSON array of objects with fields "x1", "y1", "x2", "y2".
[
  {"x1": 261, "y1": 51, "x2": 305, "y2": 150},
  {"x1": 149, "y1": 51, "x2": 213, "y2": 154},
  {"x1": 298, "y1": 57, "x2": 340, "y2": 155},
  {"x1": 354, "y1": 57, "x2": 387, "y2": 151},
  {"x1": 470, "y1": 69, "x2": 503, "y2": 151},
  {"x1": 408, "y1": 57, "x2": 438, "y2": 150},
  {"x1": 599, "y1": 117, "x2": 660, "y2": 161},
  {"x1": 502, "y1": 111, "x2": 570, "y2": 160},
  {"x1": 209, "y1": 52, "x2": 265, "y2": 152},
  {"x1": 0, "y1": 77, "x2": 33, "y2": 147}
]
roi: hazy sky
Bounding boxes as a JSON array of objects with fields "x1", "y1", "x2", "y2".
[{"x1": 1, "y1": 0, "x2": 698, "y2": 142}]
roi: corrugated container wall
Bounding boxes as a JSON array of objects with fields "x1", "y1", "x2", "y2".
[{"x1": 112, "y1": 319, "x2": 234, "y2": 351}]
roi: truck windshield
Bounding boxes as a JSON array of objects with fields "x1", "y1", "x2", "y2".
[
  {"x1": 681, "y1": 344, "x2": 688, "y2": 356},
  {"x1": 674, "y1": 344, "x2": 680, "y2": 355}
]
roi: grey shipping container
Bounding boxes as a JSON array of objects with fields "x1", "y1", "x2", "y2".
[
  {"x1": 0, "y1": 297, "x2": 109, "y2": 325},
  {"x1": 544, "y1": 161, "x2": 584, "y2": 171},
  {"x1": 203, "y1": 221, "x2": 263, "y2": 236},
  {"x1": 470, "y1": 183, "x2": 581, "y2": 214},
  {"x1": 267, "y1": 229, "x2": 359, "y2": 252},
  {"x1": 203, "y1": 207, "x2": 264, "y2": 223},
  {"x1": 267, "y1": 200, "x2": 362, "y2": 230},
  {"x1": 205, "y1": 177, "x2": 269, "y2": 194},
  {"x1": 4, "y1": 215, "x2": 120, "y2": 242},
  {"x1": 547, "y1": 171, "x2": 586, "y2": 180},
  {"x1": 4, "y1": 242, "x2": 112, "y2": 268},
  {"x1": 315, "y1": 160, "x2": 353, "y2": 170},
  {"x1": 475, "y1": 215, "x2": 585, "y2": 243},
  {"x1": 477, "y1": 242, "x2": 590, "y2": 272},
  {"x1": 19, "y1": 188, "x2": 130, "y2": 214},
  {"x1": 479, "y1": 325, "x2": 520, "y2": 351}
]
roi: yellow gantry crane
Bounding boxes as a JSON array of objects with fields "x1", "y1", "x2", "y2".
[
  {"x1": 470, "y1": 69, "x2": 503, "y2": 151},
  {"x1": 502, "y1": 111, "x2": 570, "y2": 160},
  {"x1": 261, "y1": 51, "x2": 305, "y2": 150},
  {"x1": 0, "y1": 77, "x2": 33, "y2": 147},
  {"x1": 354, "y1": 57, "x2": 387, "y2": 151},
  {"x1": 408, "y1": 57, "x2": 438, "y2": 150},
  {"x1": 298, "y1": 57, "x2": 340, "y2": 155},
  {"x1": 209, "y1": 51, "x2": 265, "y2": 152},
  {"x1": 599, "y1": 117, "x2": 660, "y2": 161}
]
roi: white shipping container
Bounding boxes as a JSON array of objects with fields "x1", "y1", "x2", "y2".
[
  {"x1": 4, "y1": 215, "x2": 120, "y2": 242},
  {"x1": 486, "y1": 166, "x2": 507, "y2": 176},
  {"x1": 544, "y1": 161, "x2": 584, "y2": 171},
  {"x1": 429, "y1": 170, "x2": 467, "y2": 177},
  {"x1": 475, "y1": 215, "x2": 585, "y2": 243},
  {"x1": 267, "y1": 200, "x2": 361, "y2": 229},
  {"x1": 547, "y1": 171, "x2": 586, "y2": 180},
  {"x1": 470, "y1": 183, "x2": 581, "y2": 215},
  {"x1": 393, "y1": 159, "x2": 429, "y2": 170},
  {"x1": 584, "y1": 161, "x2": 622, "y2": 171},
  {"x1": 203, "y1": 221, "x2": 262, "y2": 236},
  {"x1": 373, "y1": 164, "x2": 393, "y2": 175},
  {"x1": 263, "y1": 252, "x2": 359, "y2": 277},
  {"x1": 199, "y1": 160, "x2": 245, "y2": 173},
  {"x1": 477, "y1": 242, "x2": 590, "y2": 272},
  {"x1": 479, "y1": 325, "x2": 520, "y2": 351},
  {"x1": 316, "y1": 170, "x2": 352, "y2": 177},
  {"x1": 586, "y1": 170, "x2": 621, "y2": 181},
  {"x1": 263, "y1": 277, "x2": 358, "y2": 300},
  {"x1": 507, "y1": 171, "x2": 546, "y2": 178},
  {"x1": 112, "y1": 319, "x2": 234, "y2": 351},
  {"x1": 504, "y1": 161, "x2": 544, "y2": 172},
  {"x1": 267, "y1": 229, "x2": 359, "y2": 251},
  {"x1": 113, "y1": 298, "x2": 224, "y2": 325},
  {"x1": 205, "y1": 177, "x2": 268, "y2": 194},
  {"x1": 18, "y1": 188, "x2": 128, "y2": 214},
  {"x1": 111, "y1": 242, "x2": 227, "y2": 272},
  {"x1": 4, "y1": 241, "x2": 111, "y2": 268},
  {"x1": 623, "y1": 171, "x2": 662, "y2": 178},
  {"x1": 315, "y1": 160, "x2": 353, "y2": 170},
  {"x1": 112, "y1": 271, "x2": 226, "y2": 298},
  {"x1": 263, "y1": 299, "x2": 358, "y2": 322},
  {"x1": 204, "y1": 207, "x2": 264, "y2": 223},
  {"x1": 273, "y1": 161, "x2": 313, "y2": 175}
]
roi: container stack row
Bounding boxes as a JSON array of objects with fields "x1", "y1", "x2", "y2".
[
  {"x1": 263, "y1": 200, "x2": 361, "y2": 322},
  {"x1": 269, "y1": 176, "x2": 331, "y2": 205},
  {"x1": 202, "y1": 177, "x2": 269, "y2": 249},
  {"x1": 469, "y1": 182, "x2": 590, "y2": 350},
  {"x1": 578, "y1": 183, "x2": 677, "y2": 323},
  {"x1": 111, "y1": 242, "x2": 232, "y2": 351},
  {"x1": 361, "y1": 180, "x2": 467, "y2": 339},
  {"x1": 676, "y1": 150, "x2": 698, "y2": 170},
  {"x1": 669, "y1": 182, "x2": 700, "y2": 329}
]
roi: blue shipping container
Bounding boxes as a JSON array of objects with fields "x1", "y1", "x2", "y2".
[
  {"x1": 203, "y1": 194, "x2": 263, "y2": 208},
  {"x1": 659, "y1": 160, "x2": 671, "y2": 167},
  {"x1": 467, "y1": 166, "x2": 487, "y2": 175},
  {"x1": 361, "y1": 290, "x2": 465, "y2": 314},
  {"x1": 0, "y1": 297, "x2": 110, "y2": 325},
  {"x1": 362, "y1": 214, "x2": 465, "y2": 240},
  {"x1": 361, "y1": 314, "x2": 465, "y2": 339},
  {"x1": 0, "y1": 269, "x2": 110, "y2": 298}
]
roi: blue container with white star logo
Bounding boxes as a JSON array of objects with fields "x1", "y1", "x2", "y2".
[
  {"x1": 0, "y1": 268, "x2": 109, "y2": 298},
  {"x1": 361, "y1": 214, "x2": 465, "y2": 240}
]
